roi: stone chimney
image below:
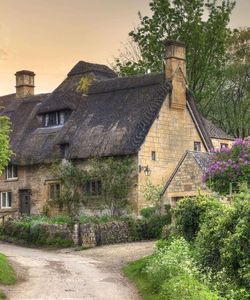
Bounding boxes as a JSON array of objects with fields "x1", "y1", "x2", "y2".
[
  {"x1": 165, "y1": 40, "x2": 186, "y2": 110},
  {"x1": 15, "y1": 70, "x2": 35, "y2": 98}
]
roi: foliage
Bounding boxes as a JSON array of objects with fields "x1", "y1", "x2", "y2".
[
  {"x1": 207, "y1": 27, "x2": 250, "y2": 138},
  {"x1": 160, "y1": 273, "x2": 223, "y2": 300},
  {"x1": 123, "y1": 257, "x2": 159, "y2": 300},
  {"x1": 0, "y1": 115, "x2": 12, "y2": 175},
  {"x1": 142, "y1": 181, "x2": 163, "y2": 209},
  {"x1": 0, "y1": 253, "x2": 16, "y2": 285},
  {"x1": 174, "y1": 195, "x2": 223, "y2": 241},
  {"x1": 89, "y1": 156, "x2": 135, "y2": 216},
  {"x1": 53, "y1": 162, "x2": 89, "y2": 215},
  {"x1": 76, "y1": 75, "x2": 95, "y2": 94},
  {"x1": 53, "y1": 156, "x2": 134, "y2": 216},
  {"x1": 1, "y1": 216, "x2": 74, "y2": 248},
  {"x1": 195, "y1": 192, "x2": 250, "y2": 294},
  {"x1": 204, "y1": 138, "x2": 250, "y2": 194},
  {"x1": 114, "y1": 0, "x2": 235, "y2": 108},
  {"x1": 140, "y1": 206, "x2": 157, "y2": 219},
  {"x1": 79, "y1": 215, "x2": 118, "y2": 224},
  {"x1": 124, "y1": 238, "x2": 222, "y2": 299},
  {"x1": 146, "y1": 238, "x2": 198, "y2": 292}
]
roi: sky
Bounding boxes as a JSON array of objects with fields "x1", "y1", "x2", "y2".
[{"x1": 0, "y1": 0, "x2": 249, "y2": 96}]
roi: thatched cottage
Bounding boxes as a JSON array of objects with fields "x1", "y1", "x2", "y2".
[{"x1": 0, "y1": 41, "x2": 234, "y2": 216}]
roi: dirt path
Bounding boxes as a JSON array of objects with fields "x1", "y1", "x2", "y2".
[{"x1": 0, "y1": 241, "x2": 155, "y2": 300}]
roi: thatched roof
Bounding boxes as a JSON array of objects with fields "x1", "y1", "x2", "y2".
[{"x1": 0, "y1": 61, "x2": 232, "y2": 166}]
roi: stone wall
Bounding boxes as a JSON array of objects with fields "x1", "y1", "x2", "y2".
[
  {"x1": 2, "y1": 220, "x2": 135, "y2": 248},
  {"x1": 0, "y1": 155, "x2": 139, "y2": 216},
  {"x1": 79, "y1": 221, "x2": 131, "y2": 248},
  {"x1": 162, "y1": 152, "x2": 209, "y2": 207},
  {"x1": 211, "y1": 138, "x2": 234, "y2": 150},
  {"x1": 138, "y1": 94, "x2": 207, "y2": 212},
  {"x1": 0, "y1": 164, "x2": 55, "y2": 215}
]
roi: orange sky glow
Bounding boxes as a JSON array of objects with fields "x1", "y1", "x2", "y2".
[{"x1": 0, "y1": 0, "x2": 249, "y2": 96}]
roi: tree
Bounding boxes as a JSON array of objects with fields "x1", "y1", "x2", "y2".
[
  {"x1": 115, "y1": 0, "x2": 235, "y2": 109},
  {"x1": 204, "y1": 138, "x2": 250, "y2": 194},
  {"x1": 207, "y1": 28, "x2": 250, "y2": 138},
  {"x1": 0, "y1": 114, "x2": 12, "y2": 174}
]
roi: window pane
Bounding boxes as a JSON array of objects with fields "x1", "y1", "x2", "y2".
[
  {"x1": 59, "y1": 112, "x2": 65, "y2": 125},
  {"x1": 13, "y1": 165, "x2": 18, "y2": 178},
  {"x1": 151, "y1": 151, "x2": 156, "y2": 161},
  {"x1": 45, "y1": 114, "x2": 49, "y2": 127},
  {"x1": 8, "y1": 192, "x2": 12, "y2": 207},
  {"x1": 194, "y1": 142, "x2": 201, "y2": 151},
  {"x1": 2, "y1": 193, "x2": 7, "y2": 207}
]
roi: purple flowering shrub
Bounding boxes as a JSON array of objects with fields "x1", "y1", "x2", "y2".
[{"x1": 204, "y1": 138, "x2": 250, "y2": 194}]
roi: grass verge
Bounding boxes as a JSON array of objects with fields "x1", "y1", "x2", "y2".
[
  {"x1": 0, "y1": 253, "x2": 17, "y2": 299},
  {"x1": 123, "y1": 256, "x2": 159, "y2": 300}
]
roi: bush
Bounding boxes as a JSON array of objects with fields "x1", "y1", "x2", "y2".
[
  {"x1": 140, "y1": 207, "x2": 157, "y2": 219},
  {"x1": 160, "y1": 274, "x2": 223, "y2": 300},
  {"x1": 146, "y1": 238, "x2": 198, "y2": 292},
  {"x1": 174, "y1": 195, "x2": 223, "y2": 241},
  {"x1": 204, "y1": 138, "x2": 250, "y2": 194},
  {"x1": 195, "y1": 192, "x2": 250, "y2": 297}
]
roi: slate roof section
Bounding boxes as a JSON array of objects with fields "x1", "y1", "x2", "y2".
[
  {"x1": 190, "y1": 151, "x2": 212, "y2": 172},
  {"x1": 202, "y1": 117, "x2": 234, "y2": 140},
  {"x1": 161, "y1": 150, "x2": 211, "y2": 195}
]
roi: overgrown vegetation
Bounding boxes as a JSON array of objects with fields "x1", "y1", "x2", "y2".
[
  {"x1": 0, "y1": 114, "x2": 12, "y2": 175},
  {"x1": 0, "y1": 215, "x2": 74, "y2": 248},
  {"x1": 52, "y1": 156, "x2": 134, "y2": 216},
  {"x1": 204, "y1": 138, "x2": 250, "y2": 194},
  {"x1": 125, "y1": 191, "x2": 250, "y2": 299}
]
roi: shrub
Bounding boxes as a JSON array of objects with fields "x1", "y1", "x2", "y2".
[
  {"x1": 195, "y1": 191, "x2": 250, "y2": 295},
  {"x1": 140, "y1": 206, "x2": 157, "y2": 219},
  {"x1": 174, "y1": 195, "x2": 223, "y2": 241},
  {"x1": 204, "y1": 138, "x2": 250, "y2": 194},
  {"x1": 146, "y1": 238, "x2": 198, "y2": 292},
  {"x1": 160, "y1": 274, "x2": 223, "y2": 300}
]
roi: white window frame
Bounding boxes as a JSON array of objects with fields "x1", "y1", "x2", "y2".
[
  {"x1": 5, "y1": 164, "x2": 18, "y2": 180},
  {"x1": 1, "y1": 192, "x2": 12, "y2": 209}
]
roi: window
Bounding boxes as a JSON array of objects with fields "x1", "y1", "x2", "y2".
[
  {"x1": 85, "y1": 180, "x2": 102, "y2": 196},
  {"x1": 43, "y1": 111, "x2": 70, "y2": 127},
  {"x1": 5, "y1": 164, "x2": 18, "y2": 180},
  {"x1": 151, "y1": 151, "x2": 156, "y2": 161},
  {"x1": 1, "y1": 192, "x2": 12, "y2": 208},
  {"x1": 220, "y1": 143, "x2": 228, "y2": 149},
  {"x1": 48, "y1": 183, "x2": 60, "y2": 200},
  {"x1": 60, "y1": 143, "x2": 69, "y2": 159},
  {"x1": 194, "y1": 141, "x2": 201, "y2": 151}
]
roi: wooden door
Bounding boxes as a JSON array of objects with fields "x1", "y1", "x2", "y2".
[{"x1": 19, "y1": 190, "x2": 31, "y2": 215}]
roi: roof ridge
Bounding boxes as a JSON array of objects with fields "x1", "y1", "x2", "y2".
[{"x1": 88, "y1": 73, "x2": 166, "y2": 95}]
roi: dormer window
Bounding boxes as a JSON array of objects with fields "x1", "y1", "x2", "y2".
[{"x1": 43, "y1": 111, "x2": 70, "y2": 127}]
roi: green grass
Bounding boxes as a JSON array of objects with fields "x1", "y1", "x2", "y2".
[
  {"x1": 123, "y1": 256, "x2": 159, "y2": 300},
  {"x1": 0, "y1": 253, "x2": 16, "y2": 300},
  {"x1": 0, "y1": 290, "x2": 5, "y2": 300},
  {"x1": 0, "y1": 253, "x2": 16, "y2": 285}
]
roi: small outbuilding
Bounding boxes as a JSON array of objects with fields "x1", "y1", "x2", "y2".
[{"x1": 161, "y1": 151, "x2": 211, "y2": 207}]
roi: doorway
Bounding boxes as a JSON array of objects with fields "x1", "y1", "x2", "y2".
[{"x1": 19, "y1": 190, "x2": 31, "y2": 215}]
